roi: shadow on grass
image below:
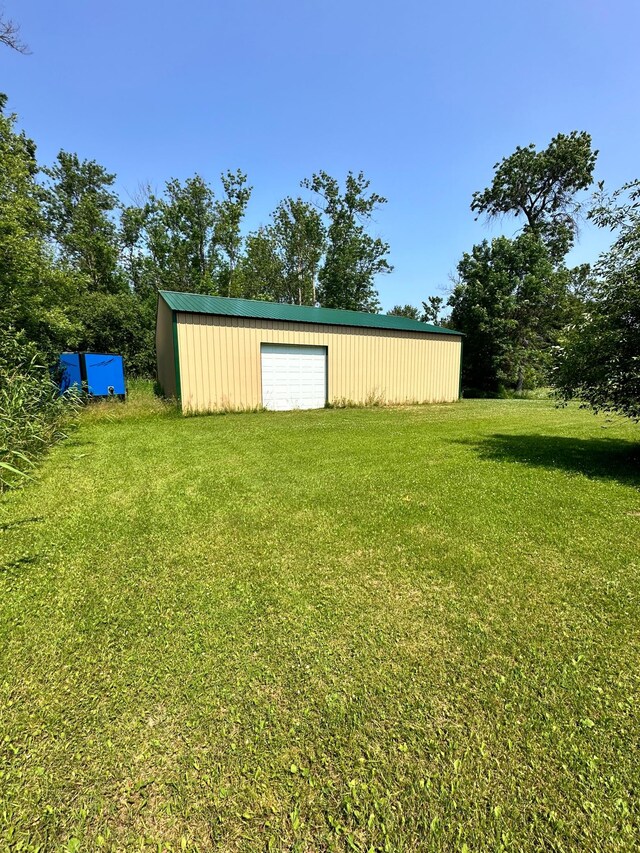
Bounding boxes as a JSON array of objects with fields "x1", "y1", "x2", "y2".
[
  {"x1": 0, "y1": 515, "x2": 44, "y2": 532},
  {"x1": 458, "y1": 433, "x2": 640, "y2": 488},
  {"x1": 0, "y1": 554, "x2": 40, "y2": 574}
]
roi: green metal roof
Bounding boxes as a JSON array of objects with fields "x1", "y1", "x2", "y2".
[{"x1": 159, "y1": 291, "x2": 462, "y2": 336}]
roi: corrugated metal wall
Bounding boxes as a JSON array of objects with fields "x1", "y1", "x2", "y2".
[
  {"x1": 174, "y1": 313, "x2": 462, "y2": 413},
  {"x1": 155, "y1": 297, "x2": 176, "y2": 398}
]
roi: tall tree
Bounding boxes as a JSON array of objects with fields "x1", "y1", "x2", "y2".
[
  {"x1": 554, "y1": 180, "x2": 640, "y2": 419},
  {"x1": 236, "y1": 227, "x2": 285, "y2": 301},
  {"x1": 143, "y1": 176, "x2": 217, "y2": 294},
  {"x1": 449, "y1": 234, "x2": 572, "y2": 393},
  {"x1": 120, "y1": 202, "x2": 154, "y2": 298},
  {"x1": 302, "y1": 171, "x2": 392, "y2": 311},
  {"x1": 213, "y1": 169, "x2": 252, "y2": 297},
  {"x1": 471, "y1": 131, "x2": 597, "y2": 261},
  {"x1": 119, "y1": 201, "x2": 163, "y2": 374},
  {"x1": 272, "y1": 197, "x2": 325, "y2": 305},
  {"x1": 0, "y1": 95, "x2": 78, "y2": 358},
  {"x1": 42, "y1": 151, "x2": 125, "y2": 294}
]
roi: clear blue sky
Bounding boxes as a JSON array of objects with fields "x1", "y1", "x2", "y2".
[{"x1": 3, "y1": 0, "x2": 639, "y2": 311}]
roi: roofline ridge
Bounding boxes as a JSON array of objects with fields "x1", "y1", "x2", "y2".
[{"x1": 158, "y1": 290, "x2": 463, "y2": 336}]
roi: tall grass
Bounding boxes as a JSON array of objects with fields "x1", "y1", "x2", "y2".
[{"x1": 0, "y1": 330, "x2": 80, "y2": 491}]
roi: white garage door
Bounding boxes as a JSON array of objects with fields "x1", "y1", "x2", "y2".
[{"x1": 261, "y1": 344, "x2": 327, "y2": 411}]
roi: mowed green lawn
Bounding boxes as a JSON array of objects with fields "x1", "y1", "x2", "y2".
[{"x1": 1, "y1": 387, "x2": 639, "y2": 852}]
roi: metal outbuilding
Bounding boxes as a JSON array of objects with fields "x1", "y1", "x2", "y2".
[{"x1": 156, "y1": 290, "x2": 463, "y2": 413}]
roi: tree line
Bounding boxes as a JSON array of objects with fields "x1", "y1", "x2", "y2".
[
  {"x1": 1, "y1": 93, "x2": 392, "y2": 376},
  {"x1": 390, "y1": 132, "x2": 639, "y2": 420},
  {"x1": 1, "y1": 85, "x2": 638, "y2": 420}
]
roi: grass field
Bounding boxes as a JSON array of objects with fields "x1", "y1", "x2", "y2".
[{"x1": 1, "y1": 384, "x2": 639, "y2": 852}]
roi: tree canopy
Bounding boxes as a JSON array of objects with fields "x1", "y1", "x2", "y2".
[
  {"x1": 0, "y1": 94, "x2": 394, "y2": 375},
  {"x1": 388, "y1": 304, "x2": 420, "y2": 320},
  {"x1": 3, "y1": 88, "x2": 637, "y2": 417},
  {"x1": 471, "y1": 131, "x2": 597, "y2": 260},
  {"x1": 0, "y1": 98, "x2": 78, "y2": 359},
  {"x1": 303, "y1": 171, "x2": 392, "y2": 311},
  {"x1": 271, "y1": 197, "x2": 325, "y2": 306},
  {"x1": 42, "y1": 152, "x2": 125, "y2": 294},
  {"x1": 554, "y1": 180, "x2": 640, "y2": 419},
  {"x1": 450, "y1": 234, "x2": 573, "y2": 393},
  {"x1": 449, "y1": 131, "x2": 599, "y2": 395}
]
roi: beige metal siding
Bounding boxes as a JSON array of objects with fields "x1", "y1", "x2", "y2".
[
  {"x1": 175, "y1": 313, "x2": 462, "y2": 413},
  {"x1": 155, "y1": 297, "x2": 177, "y2": 398}
]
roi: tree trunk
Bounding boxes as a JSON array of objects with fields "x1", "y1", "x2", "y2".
[{"x1": 228, "y1": 255, "x2": 235, "y2": 298}]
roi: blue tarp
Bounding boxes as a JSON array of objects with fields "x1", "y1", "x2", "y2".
[
  {"x1": 60, "y1": 352, "x2": 82, "y2": 392},
  {"x1": 84, "y1": 353, "x2": 126, "y2": 396},
  {"x1": 59, "y1": 352, "x2": 126, "y2": 397}
]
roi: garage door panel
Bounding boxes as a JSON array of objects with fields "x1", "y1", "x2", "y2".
[{"x1": 261, "y1": 344, "x2": 327, "y2": 410}]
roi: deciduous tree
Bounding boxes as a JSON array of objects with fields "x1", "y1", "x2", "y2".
[
  {"x1": 421, "y1": 296, "x2": 443, "y2": 325},
  {"x1": 42, "y1": 151, "x2": 125, "y2": 294},
  {"x1": 143, "y1": 176, "x2": 217, "y2": 294},
  {"x1": 213, "y1": 169, "x2": 252, "y2": 296},
  {"x1": 302, "y1": 171, "x2": 392, "y2": 311},
  {"x1": 471, "y1": 132, "x2": 597, "y2": 261},
  {"x1": 0, "y1": 95, "x2": 78, "y2": 358},
  {"x1": 272, "y1": 197, "x2": 325, "y2": 305},
  {"x1": 236, "y1": 227, "x2": 285, "y2": 301},
  {"x1": 449, "y1": 234, "x2": 572, "y2": 393},
  {"x1": 554, "y1": 180, "x2": 640, "y2": 419},
  {"x1": 388, "y1": 304, "x2": 420, "y2": 320}
]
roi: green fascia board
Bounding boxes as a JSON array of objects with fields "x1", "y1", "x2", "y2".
[
  {"x1": 159, "y1": 290, "x2": 463, "y2": 337},
  {"x1": 172, "y1": 310, "x2": 181, "y2": 402}
]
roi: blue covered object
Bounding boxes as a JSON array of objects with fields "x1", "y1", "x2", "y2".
[
  {"x1": 84, "y1": 353, "x2": 126, "y2": 397},
  {"x1": 59, "y1": 352, "x2": 126, "y2": 398},
  {"x1": 59, "y1": 352, "x2": 83, "y2": 392}
]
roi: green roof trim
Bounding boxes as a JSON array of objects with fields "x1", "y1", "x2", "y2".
[
  {"x1": 171, "y1": 309, "x2": 181, "y2": 403},
  {"x1": 158, "y1": 291, "x2": 462, "y2": 336}
]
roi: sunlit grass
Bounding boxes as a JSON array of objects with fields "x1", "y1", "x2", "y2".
[{"x1": 1, "y1": 386, "x2": 638, "y2": 851}]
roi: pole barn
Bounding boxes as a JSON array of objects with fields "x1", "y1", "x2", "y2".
[{"x1": 156, "y1": 291, "x2": 463, "y2": 413}]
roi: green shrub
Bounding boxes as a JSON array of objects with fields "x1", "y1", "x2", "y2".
[{"x1": 0, "y1": 329, "x2": 80, "y2": 490}]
